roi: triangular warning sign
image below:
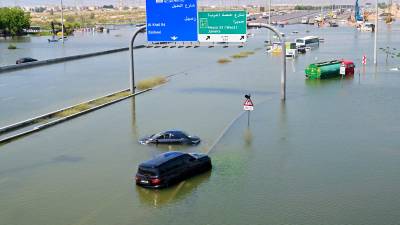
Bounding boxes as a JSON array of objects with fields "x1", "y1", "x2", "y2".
[{"x1": 244, "y1": 99, "x2": 254, "y2": 107}]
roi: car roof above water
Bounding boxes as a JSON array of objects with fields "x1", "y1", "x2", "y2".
[
  {"x1": 155, "y1": 130, "x2": 189, "y2": 138},
  {"x1": 140, "y1": 151, "x2": 186, "y2": 168}
]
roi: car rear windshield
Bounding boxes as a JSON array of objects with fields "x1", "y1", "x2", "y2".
[{"x1": 138, "y1": 167, "x2": 158, "y2": 176}]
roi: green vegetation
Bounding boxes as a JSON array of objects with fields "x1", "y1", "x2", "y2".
[
  {"x1": 29, "y1": 9, "x2": 146, "y2": 29},
  {"x1": 231, "y1": 53, "x2": 248, "y2": 59},
  {"x1": 242, "y1": 51, "x2": 255, "y2": 55},
  {"x1": 217, "y1": 58, "x2": 232, "y2": 64},
  {"x1": 64, "y1": 22, "x2": 81, "y2": 35},
  {"x1": 137, "y1": 76, "x2": 167, "y2": 90},
  {"x1": 378, "y1": 3, "x2": 388, "y2": 9},
  {"x1": 34, "y1": 31, "x2": 53, "y2": 36},
  {"x1": 54, "y1": 91, "x2": 131, "y2": 118},
  {"x1": 7, "y1": 44, "x2": 17, "y2": 49},
  {"x1": 54, "y1": 104, "x2": 91, "y2": 118},
  {"x1": 294, "y1": 5, "x2": 319, "y2": 10},
  {"x1": 0, "y1": 7, "x2": 31, "y2": 37},
  {"x1": 230, "y1": 51, "x2": 255, "y2": 59}
]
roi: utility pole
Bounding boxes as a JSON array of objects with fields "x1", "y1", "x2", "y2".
[
  {"x1": 61, "y1": 0, "x2": 65, "y2": 44},
  {"x1": 248, "y1": 23, "x2": 286, "y2": 101},
  {"x1": 268, "y1": 0, "x2": 271, "y2": 43},
  {"x1": 374, "y1": 0, "x2": 378, "y2": 65},
  {"x1": 268, "y1": 0, "x2": 271, "y2": 26}
]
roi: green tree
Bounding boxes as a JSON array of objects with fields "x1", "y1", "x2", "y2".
[
  {"x1": 65, "y1": 15, "x2": 75, "y2": 23},
  {"x1": 0, "y1": 8, "x2": 7, "y2": 32},
  {"x1": 0, "y1": 7, "x2": 31, "y2": 37},
  {"x1": 378, "y1": 3, "x2": 388, "y2": 9},
  {"x1": 64, "y1": 22, "x2": 81, "y2": 35}
]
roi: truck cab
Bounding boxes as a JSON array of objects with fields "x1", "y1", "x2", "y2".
[
  {"x1": 340, "y1": 60, "x2": 355, "y2": 76},
  {"x1": 285, "y1": 42, "x2": 297, "y2": 58}
]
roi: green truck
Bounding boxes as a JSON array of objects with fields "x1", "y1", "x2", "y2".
[{"x1": 305, "y1": 60, "x2": 343, "y2": 80}]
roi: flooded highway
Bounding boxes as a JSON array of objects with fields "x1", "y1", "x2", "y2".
[{"x1": 1, "y1": 22, "x2": 400, "y2": 225}]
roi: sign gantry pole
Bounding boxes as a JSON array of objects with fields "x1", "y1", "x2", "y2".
[{"x1": 130, "y1": 26, "x2": 146, "y2": 94}]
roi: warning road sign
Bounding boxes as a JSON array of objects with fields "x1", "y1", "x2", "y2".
[{"x1": 243, "y1": 99, "x2": 254, "y2": 111}]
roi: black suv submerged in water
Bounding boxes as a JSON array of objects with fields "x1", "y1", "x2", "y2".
[{"x1": 135, "y1": 152, "x2": 212, "y2": 188}]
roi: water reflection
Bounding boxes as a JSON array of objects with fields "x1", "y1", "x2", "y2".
[
  {"x1": 243, "y1": 128, "x2": 253, "y2": 147},
  {"x1": 0, "y1": 154, "x2": 84, "y2": 176},
  {"x1": 178, "y1": 87, "x2": 274, "y2": 96},
  {"x1": 273, "y1": 101, "x2": 291, "y2": 179},
  {"x1": 135, "y1": 170, "x2": 211, "y2": 208},
  {"x1": 305, "y1": 76, "x2": 354, "y2": 89}
]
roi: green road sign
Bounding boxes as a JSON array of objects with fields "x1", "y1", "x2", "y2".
[{"x1": 198, "y1": 11, "x2": 247, "y2": 43}]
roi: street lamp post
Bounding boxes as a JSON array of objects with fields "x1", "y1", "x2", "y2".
[
  {"x1": 129, "y1": 26, "x2": 146, "y2": 94},
  {"x1": 268, "y1": 0, "x2": 271, "y2": 26},
  {"x1": 374, "y1": 0, "x2": 378, "y2": 65},
  {"x1": 248, "y1": 23, "x2": 286, "y2": 101},
  {"x1": 61, "y1": 0, "x2": 64, "y2": 44}
]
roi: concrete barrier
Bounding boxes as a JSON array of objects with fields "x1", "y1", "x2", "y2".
[
  {"x1": 0, "y1": 45, "x2": 145, "y2": 74},
  {"x1": 0, "y1": 89, "x2": 131, "y2": 134},
  {"x1": 0, "y1": 88, "x2": 151, "y2": 144}
]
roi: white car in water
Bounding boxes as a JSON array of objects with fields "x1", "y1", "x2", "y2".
[{"x1": 359, "y1": 23, "x2": 375, "y2": 32}]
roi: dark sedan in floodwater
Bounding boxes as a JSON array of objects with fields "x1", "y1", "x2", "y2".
[
  {"x1": 139, "y1": 130, "x2": 201, "y2": 145},
  {"x1": 135, "y1": 151, "x2": 212, "y2": 188}
]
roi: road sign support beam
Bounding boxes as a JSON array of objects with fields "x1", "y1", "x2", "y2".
[
  {"x1": 129, "y1": 26, "x2": 146, "y2": 94},
  {"x1": 248, "y1": 23, "x2": 286, "y2": 101}
]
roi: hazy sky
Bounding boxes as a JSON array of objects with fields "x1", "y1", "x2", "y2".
[{"x1": 0, "y1": 0, "x2": 384, "y2": 7}]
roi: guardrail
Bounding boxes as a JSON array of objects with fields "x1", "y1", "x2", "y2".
[
  {"x1": 0, "y1": 88, "x2": 151, "y2": 145},
  {"x1": 0, "y1": 45, "x2": 145, "y2": 74}
]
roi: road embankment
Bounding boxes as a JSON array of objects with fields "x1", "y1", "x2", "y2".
[
  {"x1": 0, "y1": 45, "x2": 145, "y2": 74},
  {"x1": 0, "y1": 88, "x2": 151, "y2": 145}
]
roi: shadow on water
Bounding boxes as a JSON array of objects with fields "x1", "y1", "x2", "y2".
[
  {"x1": 243, "y1": 128, "x2": 253, "y2": 147},
  {"x1": 0, "y1": 154, "x2": 84, "y2": 177},
  {"x1": 271, "y1": 101, "x2": 292, "y2": 179},
  {"x1": 145, "y1": 144, "x2": 199, "y2": 156},
  {"x1": 305, "y1": 76, "x2": 355, "y2": 89},
  {"x1": 135, "y1": 170, "x2": 211, "y2": 208}
]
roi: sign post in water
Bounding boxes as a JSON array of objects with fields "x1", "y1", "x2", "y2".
[{"x1": 243, "y1": 94, "x2": 254, "y2": 127}]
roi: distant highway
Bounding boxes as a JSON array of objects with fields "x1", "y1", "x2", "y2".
[
  {"x1": 250, "y1": 10, "x2": 351, "y2": 25},
  {"x1": 250, "y1": 10, "x2": 320, "y2": 25}
]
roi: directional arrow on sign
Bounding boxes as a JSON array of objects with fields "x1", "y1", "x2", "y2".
[
  {"x1": 206, "y1": 36, "x2": 211, "y2": 40},
  {"x1": 171, "y1": 36, "x2": 178, "y2": 41}
]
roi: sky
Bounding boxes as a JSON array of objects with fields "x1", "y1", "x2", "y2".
[{"x1": 0, "y1": 0, "x2": 385, "y2": 7}]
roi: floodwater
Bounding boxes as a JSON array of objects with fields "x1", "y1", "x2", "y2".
[
  {"x1": 0, "y1": 22, "x2": 400, "y2": 225},
  {"x1": 0, "y1": 25, "x2": 147, "y2": 66}
]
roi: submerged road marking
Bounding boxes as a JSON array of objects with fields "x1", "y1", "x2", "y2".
[{"x1": 206, "y1": 97, "x2": 272, "y2": 155}]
